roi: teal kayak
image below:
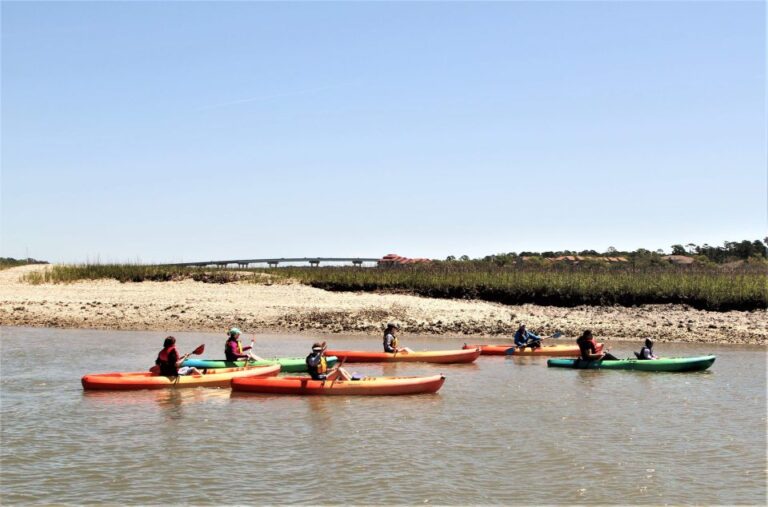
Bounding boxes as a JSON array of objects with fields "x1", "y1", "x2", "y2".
[
  {"x1": 547, "y1": 355, "x2": 716, "y2": 372},
  {"x1": 182, "y1": 356, "x2": 338, "y2": 373}
]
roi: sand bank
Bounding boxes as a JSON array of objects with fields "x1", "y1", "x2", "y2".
[{"x1": 0, "y1": 265, "x2": 765, "y2": 344}]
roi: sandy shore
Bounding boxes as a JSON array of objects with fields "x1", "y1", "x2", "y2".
[{"x1": 0, "y1": 265, "x2": 765, "y2": 344}]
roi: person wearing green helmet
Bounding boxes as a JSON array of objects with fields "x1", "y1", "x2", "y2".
[{"x1": 224, "y1": 327, "x2": 262, "y2": 362}]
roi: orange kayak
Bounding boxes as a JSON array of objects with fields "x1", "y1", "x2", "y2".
[
  {"x1": 81, "y1": 364, "x2": 281, "y2": 390},
  {"x1": 324, "y1": 348, "x2": 481, "y2": 364},
  {"x1": 463, "y1": 343, "x2": 604, "y2": 356},
  {"x1": 231, "y1": 374, "x2": 446, "y2": 395}
]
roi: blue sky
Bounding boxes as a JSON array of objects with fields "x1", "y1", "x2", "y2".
[{"x1": 2, "y1": 1, "x2": 765, "y2": 263}]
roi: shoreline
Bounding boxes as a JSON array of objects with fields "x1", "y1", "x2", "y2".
[{"x1": 1, "y1": 265, "x2": 766, "y2": 345}]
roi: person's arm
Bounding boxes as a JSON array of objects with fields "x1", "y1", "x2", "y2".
[{"x1": 513, "y1": 331, "x2": 523, "y2": 346}]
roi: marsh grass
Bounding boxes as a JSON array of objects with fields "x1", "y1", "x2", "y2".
[
  {"x1": 264, "y1": 264, "x2": 767, "y2": 311},
  {"x1": 20, "y1": 262, "x2": 766, "y2": 311},
  {"x1": 21, "y1": 263, "x2": 244, "y2": 284}
]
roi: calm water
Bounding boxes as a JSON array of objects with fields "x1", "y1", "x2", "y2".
[{"x1": 1, "y1": 327, "x2": 765, "y2": 505}]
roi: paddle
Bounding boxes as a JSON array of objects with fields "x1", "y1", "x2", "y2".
[
  {"x1": 242, "y1": 339, "x2": 256, "y2": 369},
  {"x1": 183, "y1": 344, "x2": 205, "y2": 361}
]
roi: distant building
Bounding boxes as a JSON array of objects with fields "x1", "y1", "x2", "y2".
[
  {"x1": 521, "y1": 255, "x2": 628, "y2": 264},
  {"x1": 661, "y1": 255, "x2": 695, "y2": 265},
  {"x1": 378, "y1": 253, "x2": 432, "y2": 266}
]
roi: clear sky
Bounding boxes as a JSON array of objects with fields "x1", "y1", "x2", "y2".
[{"x1": 2, "y1": 1, "x2": 765, "y2": 263}]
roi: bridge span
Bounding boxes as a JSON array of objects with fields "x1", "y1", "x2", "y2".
[{"x1": 163, "y1": 257, "x2": 381, "y2": 268}]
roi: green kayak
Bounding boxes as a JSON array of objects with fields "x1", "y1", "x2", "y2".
[
  {"x1": 182, "y1": 356, "x2": 338, "y2": 373},
  {"x1": 547, "y1": 355, "x2": 716, "y2": 372}
]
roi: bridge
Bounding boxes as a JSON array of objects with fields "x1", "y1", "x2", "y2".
[{"x1": 163, "y1": 257, "x2": 381, "y2": 268}]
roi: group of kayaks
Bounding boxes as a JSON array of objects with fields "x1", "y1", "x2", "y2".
[{"x1": 81, "y1": 340, "x2": 716, "y2": 394}]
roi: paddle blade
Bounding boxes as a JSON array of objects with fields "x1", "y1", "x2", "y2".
[
  {"x1": 551, "y1": 332, "x2": 563, "y2": 339},
  {"x1": 504, "y1": 347, "x2": 516, "y2": 355},
  {"x1": 191, "y1": 344, "x2": 205, "y2": 355}
]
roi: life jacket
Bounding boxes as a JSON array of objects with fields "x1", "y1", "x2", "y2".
[
  {"x1": 306, "y1": 352, "x2": 327, "y2": 378},
  {"x1": 318, "y1": 356, "x2": 327, "y2": 374},
  {"x1": 383, "y1": 333, "x2": 398, "y2": 352},
  {"x1": 156, "y1": 346, "x2": 179, "y2": 376},
  {"x1": 225, "y1": 339, "x2": 243, "y2": 361}
]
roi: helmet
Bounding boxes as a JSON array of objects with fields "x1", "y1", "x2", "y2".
[
  {"x1": 386, "y1": 322, "x2": 399, "y2": 330},
  {"x1": 228, "y1": 327, "x2": 242, "y2": 337}
]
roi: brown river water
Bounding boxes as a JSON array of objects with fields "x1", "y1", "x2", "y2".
[{"x1": 1, "y1": 327, "x2": 765, "y2": 505}]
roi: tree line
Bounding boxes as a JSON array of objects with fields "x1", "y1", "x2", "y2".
[{"x1": 445, "y1": 238, "x2": 768, "y2": 266}]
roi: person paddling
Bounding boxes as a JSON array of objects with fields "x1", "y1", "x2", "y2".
[
  {"x1": 306, "y1": 342, "x2": 351, "y2": 381},
  {"x1": 635, "y1": 338, "x2": 659, "y2": 360},
  {"x1": 154, "y1": 336, "x2": 202, "y2": 376},
  {"x1": 514, "y1": 324, "x2": 542, "y2": 350},
  {"x1": 383, "y1": 323, "x2": 413, "y2": 354},
  {"x1": 224, "y1": 327, "x2": 262, "y2": 362},
  {"x1": 576, "y1": 330, "x2": 618, "y2": 361}
]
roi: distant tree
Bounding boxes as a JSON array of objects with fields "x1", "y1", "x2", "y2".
[
  {"x1": 459, "y1": 255, "x2": 470, "y2": 262},
  {"x1": 445, "y1": 255, "x2": 456, "y2": 261},
  {"x1": 606, "y1": 246, "x2": 617, "y2": 255},
  {"x1": 686, "y1": 243, "x2": 697, "y2": 255},
  {"x1": 671, "y1": 244, "x2": 686, "y2": 255}
]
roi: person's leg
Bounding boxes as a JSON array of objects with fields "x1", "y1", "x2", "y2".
[{"x1": 602, "y1": 352, "x2": 619, "y2": 360}]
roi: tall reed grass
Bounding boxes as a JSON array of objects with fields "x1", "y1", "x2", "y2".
[
  {"x1": 21, "y1": 263, "x2": 242, "y2": 284},
  {"x1": 265, "y1": 264, "x2": 767, "y2": 312},
  {"x1": 21, "y1": 262, "x2": 766, "y2": 311}
]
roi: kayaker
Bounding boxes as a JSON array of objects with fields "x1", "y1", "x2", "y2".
[
  {"x1": 224, "y1": 327, "x2": 262, "y2": 362},
  {"x1": 635, "y1": 338, "x2": 659, "y2": 360},
  {"x1": 383, "y1": 323, "x2": 413, "y2": 354},
  {"x1": 306, "y1": 342, "x2": 328, "y2": 380},
  {"x1": 154, "y1": 336, "x2": 202, "y2": 377},
  {"x1": 306, "y1": 342, "x2": 352, "y2": 381},
  {"x1": 576, "y1": 330, "x2": 618, "y2": 361},
  {"x1": 513, "y1": 324, "x2": 542, "y2": 350}
]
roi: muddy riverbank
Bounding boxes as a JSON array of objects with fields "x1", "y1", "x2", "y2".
[{"x1": 0, "y1": 265, "x2": 765, "y2": 344}]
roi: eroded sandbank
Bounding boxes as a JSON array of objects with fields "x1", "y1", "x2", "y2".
[{"x1": 0, "y1": 265, "x2": 765, "y2": 344}]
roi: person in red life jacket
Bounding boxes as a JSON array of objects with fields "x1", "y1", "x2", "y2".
[
  {"x1": 154, "y1": 336, "x2": 202, "y2": 376},
  {"x1": 224, "y1": 327, "x2": 262, "y2": 362},
  {"x1": 576, "y1": 330, "x2": 618, "y2": 361}
]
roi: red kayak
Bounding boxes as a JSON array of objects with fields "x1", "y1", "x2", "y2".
[
  {"x1": 231, "y1": 374, "x2": 446, "y2": 395},
  {"x1": 324, "y1": 348, "x2": 481, "y2": 364},
  {"x1": 463, "y1": 343, "x2": 603, "y2": 356}
]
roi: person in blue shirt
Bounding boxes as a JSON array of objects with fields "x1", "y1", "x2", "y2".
[{"x1": 514, "y1": 324, "x2": 542, "y2": 350}]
